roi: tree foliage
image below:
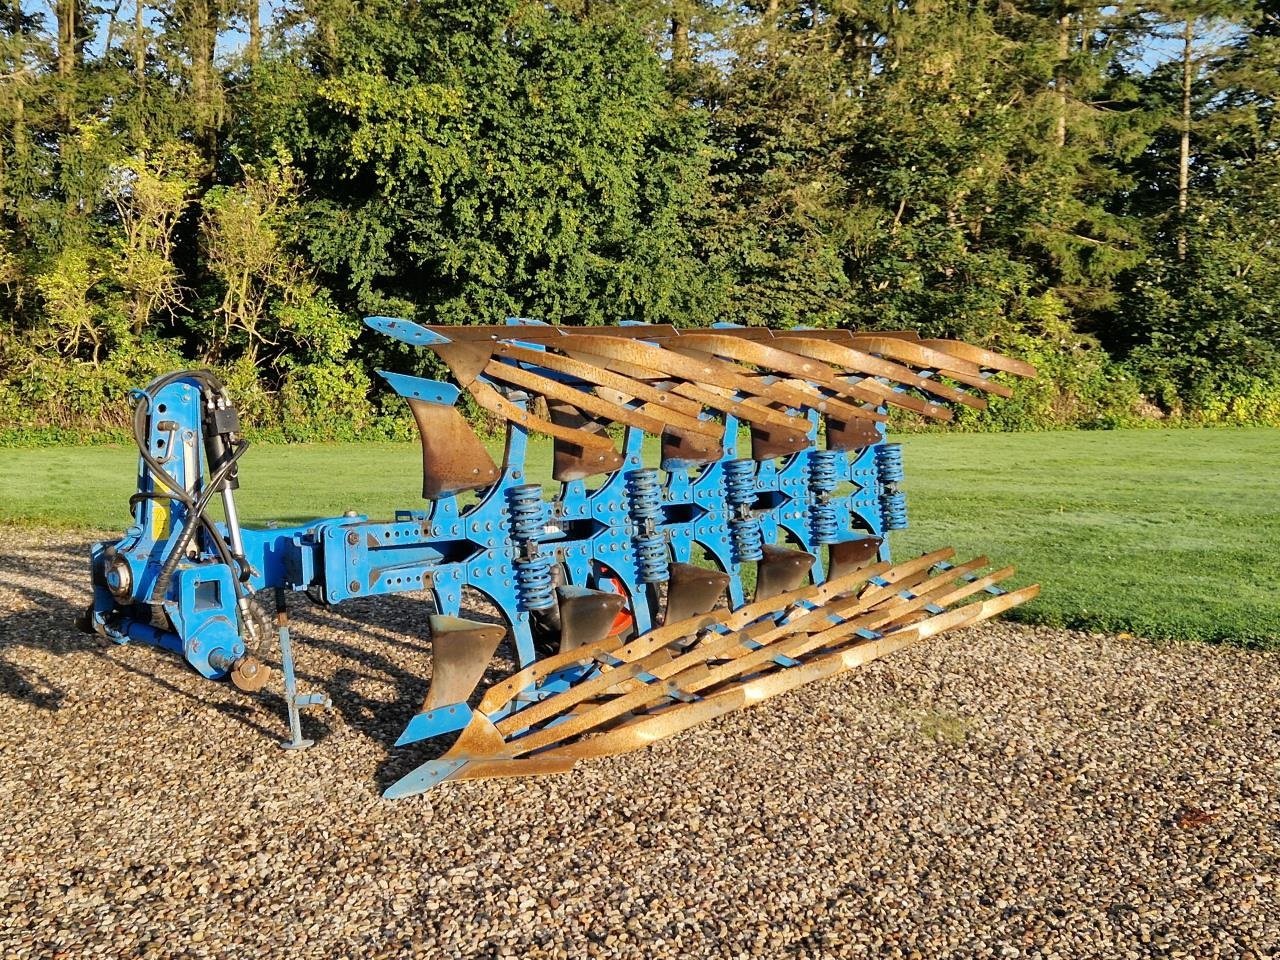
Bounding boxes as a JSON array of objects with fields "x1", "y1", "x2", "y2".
[{"x1": 2, "y1": 0, "x2": 1279, "y2": 439}]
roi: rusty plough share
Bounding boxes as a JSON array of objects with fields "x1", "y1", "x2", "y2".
[{"x1": 83, "y1": 318, "x2": 1039, "y2": 799}]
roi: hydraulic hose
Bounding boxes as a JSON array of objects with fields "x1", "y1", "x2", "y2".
[
  {"x1": 135, "y1": 439, "x2": 248, "y2": 603},
  {"x1": 128, "y1": 371, "x2": 251, "y2": 606}
]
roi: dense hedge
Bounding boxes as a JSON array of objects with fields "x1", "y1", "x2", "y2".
[{"x1": 2, "y1": 1, "x2": 1278, "y2": 442}]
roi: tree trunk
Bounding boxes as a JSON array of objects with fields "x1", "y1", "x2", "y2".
[
  {"x1": 103, "y1": 0, "x2": 124, "y2": 53},
  {"x1": 247, "y1": 0, "x2": 260, "y2": 64},
  {"x1": 1177, "y1": 16, "x2": 1193, "y2": 260},
  {"x1": 671, "y1": 7, "x2": 690, "y2": 68},
  {"x1": 133, "y1": 0, "x2": 146, "y2": 138},
  {"x1": 1, "y1": 0, "x2": 22, "y2": 212},
  {"x1": 55, "y1": 0, "x2": 77, "y2": 132},
  {"x1": 186, "y1": 0, "x2": 221, "y2": 165},
  {"x1": 1054, "y1": 6, "x2": 1070, "y2": 149},
  {"x1": 0, "y1": 97, "x2": 18, "y2": 217}
]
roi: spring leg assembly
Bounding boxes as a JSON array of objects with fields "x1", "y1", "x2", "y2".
[
  {"x1": 724, "y1": 459, "x2": 764, "y2": 563},
  {"x1": 807, "y1": 449, "x2": 841, "y2": 544},
  {"x1": 875, "y1": 443, "x2": 908, "y2": 532},
  {"x1": 507, "y1": 483, "x2": 556, "y2": 610},
  {"x1": 627, "y1": 468, "x2": 670, "y2": 583}
]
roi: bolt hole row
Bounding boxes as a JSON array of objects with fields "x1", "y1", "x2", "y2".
[{"x1": 384, "y1": 573, "x2": 424, "y2": 586}]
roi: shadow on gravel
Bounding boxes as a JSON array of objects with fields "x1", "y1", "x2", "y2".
[
  {"x1": 0, "y1": 537, "x2": 487, "y2": 789},
  {"x1": 0, "y1": 540, "x2": 95, "y2": 712},
  {"x1": 0, "y1": 541, "x2": 287, "y2": 742},
  {"x1": 0, "y1": 659, "x2": 65, "y2": 710},
  {"x1": 290, "y1": 596, "x2": 517, "y2": 790}
]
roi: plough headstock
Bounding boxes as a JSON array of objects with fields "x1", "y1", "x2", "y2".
[{"x1": 82, "y1": 319, "x2": 1038, "y2": 800}]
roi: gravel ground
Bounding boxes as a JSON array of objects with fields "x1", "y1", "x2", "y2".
[{"x1": 0, "y1": 528, "x2": 1277, "y2": 959}]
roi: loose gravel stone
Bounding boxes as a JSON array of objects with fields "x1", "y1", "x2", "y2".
[{"x1": 0, "y1": 528, "x2": 1277, "y2": 959}]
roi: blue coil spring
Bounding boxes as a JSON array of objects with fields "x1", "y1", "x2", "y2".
[
  {"x1": 809, "y1": 503, "x2": 838, "y2": 544},
  {"x1": 731, "y1": 516, "x2": 764, "y2": 563},
  {"x1": 626, "y1": 469, "x2": 669, "y2": 583},
  {"x1": 875, "y1": 443, "x2": 907, "y2": 531},
  {"x1": 875, "y1": 443, "x2": 905, "y2": 485},
  {"x1": 514, "y1": 557, "x2": 555, "y2": 610},
  {"x1": 634, "y1": 537, "x2": 670, "y2": 583},
  {"x1": 626, "y1": 469, "x2": 662, "y2": 521},
  {"x1": 881, "y1": 490, "x2": 909, "y2": 531},
  {"x1": 506, "y1": 483, "x2": 555, "y2": 610},
  {"x1": 807, "y1": 450, "x2": 840, "y2": 544},
  {"x1": 724, "y1": 459, "x2": 763, "y2": 563},
  {"x1": 807, "y1": 449, "x2": 839, "y2": 493},
  {"x1": 508, "y1": 483, "x2": 547, "y2": 541},
  {"x1": 723, "y1": 459, "x2": 758, "y2": 506}
]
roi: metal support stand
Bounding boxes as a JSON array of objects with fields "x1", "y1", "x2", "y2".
[{"x1": 274, "y1": 587, "x2": 328, "y2": 750}]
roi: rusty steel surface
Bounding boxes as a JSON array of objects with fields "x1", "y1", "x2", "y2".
[
  {"x1": 384, "y1": 555, "x2": 1039, "y2": 796},
  {"x1": 414, "y1": 323, "x2": 1034, "y2": 476},
  {"x1": 407, "y1": 399, "x2": 500, "y2": 498},
  {"x1": 754, "y1": 545, "x2": 817, "y2": 601},
  {"x1": 556, "y1": 587, "x2": 627, "y2": 655},
  {"x1": 229, "y1": 655, "x2": 271, "y2": 693},
  {"x1": 419, "y1": 615, "x2": 507, "y2": 715}
]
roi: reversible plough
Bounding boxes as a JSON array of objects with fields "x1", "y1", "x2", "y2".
[{"x1": 83, "y1": 318, "x2": 1039, "y2": 799}]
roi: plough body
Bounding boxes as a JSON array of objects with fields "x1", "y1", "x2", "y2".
[{"x1": 84, "y1": 318, "x2": 1038, "y2": 799}]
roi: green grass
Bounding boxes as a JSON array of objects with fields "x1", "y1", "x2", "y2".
[
  {"x1": 2, "y1": 428, "x2": 1276, "y2": 645},
  {"x1": 895, "y1": 428, "x2": 1279, "y2": 647}
]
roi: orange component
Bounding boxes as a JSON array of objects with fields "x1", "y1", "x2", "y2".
[{"x1": 606, "y1": 576, "x2": 635, "y2": 636}]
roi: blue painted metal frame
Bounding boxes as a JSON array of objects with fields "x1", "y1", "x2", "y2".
[{"x1": 87, "y1": 316, "x2": 913, "y2": 752}]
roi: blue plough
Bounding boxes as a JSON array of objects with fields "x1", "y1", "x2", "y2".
[{"x1": 82, "y1": 318, "x2": 1038, "y2": 799}]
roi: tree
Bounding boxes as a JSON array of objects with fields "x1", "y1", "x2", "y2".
[
  {"x1": 698, "y1": 1, "x2": 869, "y2": 327},
  {"x1": 1119, "y1": 0, "x2": 1280, "y2": 416},
  {"x1": 237, "y1": 0, "x2": 715, "y2": 327},
  {"x1": 107, "y1": 143, "x2": 200, "y2": 332},
  {"x1": 1124, "y1": 2, "x2": 1245, "y2": 258},
  {"x1": 705, "y1": 2, "x2": 1148, "y2": 335},
  {"x1": 159, "y1": 0, "x2": 229, "y2": 165}
]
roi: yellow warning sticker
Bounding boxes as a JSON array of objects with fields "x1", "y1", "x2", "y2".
[{"x1": 151, "y1": 477, "x2": 171, "y2": 541}]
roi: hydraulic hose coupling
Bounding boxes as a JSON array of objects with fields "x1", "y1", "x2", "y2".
[
  {"x1": 506, "y1": 483, "x2": 556, "y2": 610},
  {"x1": 874, "y1": 443, "x2": 908, "y2": 532},
  {"x1": 626, "y1": 468, "x2": 670, "y2": 583},
  {"x1": 724, "y1": 458, "x2": 764, "y2": 563},
  {"x1": 807, "y1": 449, "x2": 841, "y2": 544}
]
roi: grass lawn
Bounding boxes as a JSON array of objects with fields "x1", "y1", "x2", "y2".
[{"x1": 2, "y1": 428, "x2": 1276, "y2": 645}]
